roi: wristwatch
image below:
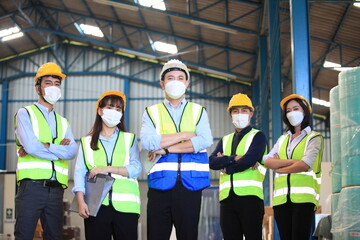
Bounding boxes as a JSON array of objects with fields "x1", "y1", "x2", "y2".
[{"x1": 163, "y1": 148, "x2": 170, "y2": 155}]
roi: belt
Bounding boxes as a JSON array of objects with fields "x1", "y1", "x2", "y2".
[{"x1": 21, "y1": 179, "x2": 63, "y2": 188}]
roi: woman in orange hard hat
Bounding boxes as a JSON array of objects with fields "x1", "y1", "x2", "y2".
[
  {"x1": 72, "y1": 91, "x2": 141, "y2": 240},
  {"x1": 264, "y1": 94, "x2": 324, "y2": 240}
]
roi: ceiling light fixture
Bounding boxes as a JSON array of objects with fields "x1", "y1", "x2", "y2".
[
  {"x1": 190, "y1": 20, "x2": 238, "y2": 34},
  {"x1": 138, "y1": 0, "x2": 166, "y2": 10},
  {"x1": 353, "y1": 1, "x2": 360, "y2": 7},
  {"x1": 2, "y1": 32, "x2": 24, "y2": 42},
  {"x1": 79, "y1": 24, "x2": 104, "y2": 38},
  {"x1": 154, "y1": 41, "x2": 178, "y2": 54},
  {"x1": 312, "y1": 97, "x2": 330, "y2": 108},
  {"x1": 323, "y1": 60, "x2": 354, "y2": 72},
  {"x1": 93, "y1": 0, "x2": 139, "y2": 11}
]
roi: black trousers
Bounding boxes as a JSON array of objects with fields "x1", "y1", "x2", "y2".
[
  {"x1": 273, "y1": 201, "x2": 315, "y2": 240},
  {"x1": 84, "y1": 204, "x2": 139, "y2": 240},
  {"x1": 14, "y1": 180, "x2": 64, "y2": 240},
  {"x1": 220, "y1": 191, "x2": 264, "y2": 240},
  {"x1": 147, "y1": 182, "x2": 202, "y2": 240}
]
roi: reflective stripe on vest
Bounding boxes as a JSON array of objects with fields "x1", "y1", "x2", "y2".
[
  {"x1": 273, "y1": 131, "x2": 324, "y2": 207},
  {"x1": 219, "y1": 129, "x2": 266, "y2": 201},
  {"x1": 81, "y1": 132, "x2": 140, "y2": 214},
  {"x1": 146, "y1": 102, "x2": 210, "y2": 191},
  {"x1": 16, "y1": 104, "x2": 69, "y2": 187}
]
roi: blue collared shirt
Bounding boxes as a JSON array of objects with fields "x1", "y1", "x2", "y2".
[
  {"x1": 15, "y1": 102, "x2": 78, "y2": 161},
  {"x1": 140, "y1": 98, "x2": 213, "y2": 152},
  {"x1": 72, "y1": 129, "x2": 142, "y2": 195}
]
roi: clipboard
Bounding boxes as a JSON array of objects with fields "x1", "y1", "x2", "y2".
[{"x1": 70, "y1": 173, "x2": 115, "y2": 217}]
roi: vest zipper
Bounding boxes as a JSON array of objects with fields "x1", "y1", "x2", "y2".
[{"x1": 177, "y1": 154, "x2": 181, "y2": 181}]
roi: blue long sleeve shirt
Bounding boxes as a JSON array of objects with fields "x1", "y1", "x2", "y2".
[
  {"x1": 72, "y1": 129, "x2": 142, "y2": 195},
  {"x1": 209, "y1": 126, "x2": 267, "y2": 174},
  {"x1": 15, "y1": 102, "x2": 78, "y2": 161},
  {"x1": 140, "y1": 98, "x2": 213, "y2": 152}
]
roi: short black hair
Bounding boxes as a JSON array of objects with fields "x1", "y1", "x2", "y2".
[{"x1": 35, "y1": 75, "x2": 62, "y2": 86}]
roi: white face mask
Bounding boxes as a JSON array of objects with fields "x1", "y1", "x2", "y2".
[
  {"x1": 43, "y1": 86, "x2": 61, "y2": 105},
  {"x1": 165, "y1": 80, "x2": 186, "y2": 99},
  {"x1": 101, "y1": 109, "x2": 122, "y2": 127},
  {"x1": 286, "y1": 110, "x2": 304, "y2": 127},
  {"x1": 232, "y1": 113, "x2": 249, "y2": 129}
]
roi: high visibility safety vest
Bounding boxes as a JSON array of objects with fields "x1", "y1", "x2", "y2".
[
  {"x1": 81, "y1": 132, "x2": 140, "y2": 214},
  {"x1": 15, "y1": 104, "x2": 69, "y2": 188},
  {"x1": 273, "y1": 131, "x2": 324, "y2": 207},
  {"x1": 146, "y1": 102, "x2": 210, "y2": 191},
  {"x1": 219, "y1": 129, "x2": 267, "y2": 201}
]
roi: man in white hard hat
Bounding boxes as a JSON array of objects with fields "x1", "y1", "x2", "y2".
[
  {"x1": 14, "y1": 62, "x2": 77, "y2": 240},
  {"x1": 141, "y1": 59, "x2": 213, "y2": 240}
]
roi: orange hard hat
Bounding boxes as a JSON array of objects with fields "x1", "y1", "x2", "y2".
[
  {"x1": 96, "y1": 91, "x2": 126, "y2": 110},
  {"x1": 34, "y1": 62, "x2": 66, "y2": 82},
  {"x1": 227, "y1": 93, "x2": 254, "y2": 112},
  {"x1": 280, "y1": 94, "x2": 312, "y2": 113}
]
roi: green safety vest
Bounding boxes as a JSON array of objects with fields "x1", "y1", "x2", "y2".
[
  {"x1": 15, "y1": 104, "x2": 69, "y2": 187},
  {"x1": 81, "y1": 132, "x2": 140, "y2": 214},
  {"x1": 146, "y1": 102, "x2": 203, "y2": 134},
  {"x1": 219, "y1": 128, "x2": 267, "y2": 201},
  {"x1": 273, "y1": 131, "x2": 324, "y2": 207}
]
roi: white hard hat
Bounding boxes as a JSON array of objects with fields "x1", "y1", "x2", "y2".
[{"x1": 159, "y1": 59, "x2": 190, "y2": 81}]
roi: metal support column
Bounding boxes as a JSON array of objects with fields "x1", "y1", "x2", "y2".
[
  {"x1": 259, "y1": 35, "x2": 270, "y2": 206},
  {"x1": 290, "y1": 0, "x2": 312, "y2": 102},
  {"x1": 0, "y1": 80, "x2": 9, "y2": 169},
  {"x1": 124, "y1": 78, "x2": 130, "y2": 130},
  {"x1": 268, "y1": 0, "x2": 282, "y2": 142}
]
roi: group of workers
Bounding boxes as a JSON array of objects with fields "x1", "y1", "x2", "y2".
[{"x1": 13, "y1": 59, "x2": 324, "y2": 240}]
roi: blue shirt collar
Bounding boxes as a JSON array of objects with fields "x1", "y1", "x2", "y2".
[
  {"x1": 163, "y1": 98, "x2": 187, "y2": 108},
  {"x1": 34, "y1": 102, "x2": 54, "y2": 113}
]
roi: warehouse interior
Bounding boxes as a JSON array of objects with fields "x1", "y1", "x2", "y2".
[{"x1": 0, "y1": 0, "x2": 359, "y2": 239}]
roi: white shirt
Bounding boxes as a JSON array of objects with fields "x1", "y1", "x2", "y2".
[{"x1": 263, "y1": 126, "x2": 322, "y2": 168}]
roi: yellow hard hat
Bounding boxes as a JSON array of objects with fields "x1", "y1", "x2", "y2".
[
  {"x1": 280, "y1": 94, "x2": 312, "y2": 113},
  {"x1": 34, "y1": 62, "x2": 66, "y2": 82},
  {"x1": 227, "y1": 93, "x2": 254, "y2": 112},
  {"x1": 96, "y1": 91, "x2": 126, "y2": 110},
  {"x1": 160, "y1": 59, "x2": 190, "y2": 81}
]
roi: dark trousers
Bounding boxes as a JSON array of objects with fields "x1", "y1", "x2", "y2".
[
  {"x1": 84, "y1": 204, "x2": 139, "y2": 240},
  {"x1": 14, "y1": 180, "x2": 64, "y2": 240},
  {"x1": 147, "y1": 182, "x2": 202, "y2": 240},
  {"x1": 220, "y1": 191, "x2": 264, "y2": 240},
  {"x1": 274, "y1": 201, "x2": 315, "y2": 240}
]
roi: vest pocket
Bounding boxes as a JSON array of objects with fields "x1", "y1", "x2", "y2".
[
  {"x1": 148, "y1": 171, "x2": 164, "y2": 180},
  {"x1": 190, "y1": 170, "x2": 209, "y2": 178}
]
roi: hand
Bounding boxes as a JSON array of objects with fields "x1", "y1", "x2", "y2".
[
  {"x1": 252, "y1": 163, "x2": 259, "y2": 170},
  {"x1": 220, "y1": 168, "x2": 226, "y2": 174},
  {"x1": 60, "y1": 138, "x2": 71, "y2": 145},
  {"x1": 41, "y1": 142, "x2": 50, "y2": 148},
  {"x1": 182, "y1": 132, "x2": 196, "y2": 141},
  {"x1": 18, "y1": 147, "x2": 28, "y2": 157},
  {"x1": 234, "y1": 155, "x2": 243, "y2": 161},
  {"x1": 88, "y1": 167, "x2": 107, "y2": 179},
  {"x1": 217, "y1": 152, "x2": 224, "y2": 157},
  {"x1": 274, "y1": 153, "x2": 280, "y2": 159},
  {"x1": 148, "y1": 151, "x2": 158, "y2": 162},
  {"x1": 78, "y1": 201, "x2": 90, "y2": 219}
]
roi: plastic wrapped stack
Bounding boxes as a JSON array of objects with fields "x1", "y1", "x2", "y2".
[
  {"x1": 331, "y1": 67, "x2": 360, "y2": 239},
  {"x1": 330, "y1": 86, "x2": 342, "y2": 193}
]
